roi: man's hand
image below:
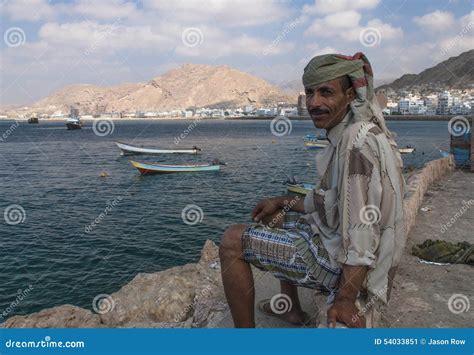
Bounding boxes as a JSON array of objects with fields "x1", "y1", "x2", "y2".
[
  {"x1": 328, "y1": 264, "x2": 369, "y2": 328},
  {"x1": 251, "y1": 197, "x2": 284, "y2": 223},
  {"x1": 327, "y1": 299, "x2": 365, "y2": 328},
  {"x1": 251, "y1": 195, "x2": 305, "y2": 224}
]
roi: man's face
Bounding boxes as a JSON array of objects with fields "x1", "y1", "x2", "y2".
[{"x1": 305, "y1": 77, "x2": 354, "y2": 130}]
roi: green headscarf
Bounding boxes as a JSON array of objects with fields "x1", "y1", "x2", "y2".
[{"x1": 302, "y1": 52, "x2": 392, "y2": 138}]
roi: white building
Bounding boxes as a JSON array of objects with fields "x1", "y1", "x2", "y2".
[{"x1": 437, "y1": 91, "x2": 453, "y2": 115}]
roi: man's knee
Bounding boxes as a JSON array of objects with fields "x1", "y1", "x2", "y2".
[{"x1": 219, "y1": 224, "x2": 247, "y2": 260}]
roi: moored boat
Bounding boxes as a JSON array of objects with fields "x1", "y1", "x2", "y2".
[
  {"x1": 130, "y1": 160, "x2": 223, "y2": 175},
  {"x1": 303, "y1": 133, "x2": 329, "y2": 150},
  {"x1": 287, "y1": 183, "x2": 315, "y2": 195},
  {"x1": 115, "y1": 141, "x2": 201, "y2": 155},
  {"x1": 399, "y1": 145, "x2": 416, "y2": 154},
  {"x1": 66, "y1": 108, "x2": 82, "y2": 130}
]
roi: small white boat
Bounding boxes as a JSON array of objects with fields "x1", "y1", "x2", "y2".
[
  {"x1": 399, "y1": 146, "x2": 416, "y2": 154},
  {"x1": 115, "y1": 141, "x2": 201, "y2": 155},
  {"x1": 130, "y1": 160, "x2": 223, "y2": 174}
]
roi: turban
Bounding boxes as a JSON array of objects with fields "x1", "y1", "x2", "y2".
[{"x1": 302, "y1": 52, "x2": 392, "y2": 138}]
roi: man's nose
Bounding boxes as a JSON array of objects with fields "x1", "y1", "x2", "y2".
[{"x1": 306, "y1": 93, "x2": 323, "y2": 109}]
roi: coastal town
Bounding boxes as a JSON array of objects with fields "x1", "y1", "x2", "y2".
[{"x1": 2, "y1": 86, "x2": 473, "y2": 121}]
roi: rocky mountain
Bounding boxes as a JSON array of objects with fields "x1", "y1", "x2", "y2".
[
  {"x1": 16, "y1": 64, "x2": 294, "y2": 115},
  {"x1": 378, "y1": 49, "x2": 474, "y2": 91}
]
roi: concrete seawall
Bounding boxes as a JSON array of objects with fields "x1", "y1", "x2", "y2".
[{"x1": 0, "y1": 156, "x2": 460, "y2": 328}]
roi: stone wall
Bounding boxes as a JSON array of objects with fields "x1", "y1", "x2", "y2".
[{"x1": 403, "y1": 155, "x2": 455, "y2": 235}]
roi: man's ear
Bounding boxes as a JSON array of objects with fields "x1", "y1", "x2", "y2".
[{"x1": 346, "y1": 87, "x2": 355, "y2": 100}]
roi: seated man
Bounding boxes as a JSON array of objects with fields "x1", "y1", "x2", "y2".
[{"x1": 219, "y1": 53, "x2": 406, "y2": 328}]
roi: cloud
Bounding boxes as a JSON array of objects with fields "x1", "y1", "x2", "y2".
[
  {"x1": 72, "y1": 0, "x2": 139, "y2": 21},
  {"x1": 304, "y1": 11, "x2": 402, "y2": 43},
  {"x1": 144, "y1": 0, "x2": 291, "y2": 27},
  {"x1": 303, "y1": 0, "x2": 380, "y2": 15},
  {"x1": 413, "y1": 10, "x2": 455, "y2": 32},
  {"x1": 2, "y1": 0, "x2": 56, "y2": 21}
]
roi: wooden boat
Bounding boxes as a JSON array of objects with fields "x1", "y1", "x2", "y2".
[
  {"x1": 399, "y1": 145, "x2": 416, "y2": 154},
  {"x1": 28, "y1": 117, "x2": 39, "y2": 124},
  {"x1": 130, "y1": 160, "x2": 222, "y2": 175},
  {"x1": 303, "y1": 133, "x2": 329, "y2": 150},
  {"x1": 287, "y1": 183, "x2": 315, "y2": 195},
  {"x1": 115, "y1": 141, "x2": 201, "y2": 156}
]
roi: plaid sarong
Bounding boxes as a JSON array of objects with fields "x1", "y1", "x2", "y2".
[{"x1": 242, "y1": 212, "x2": 342, "y2": 292}]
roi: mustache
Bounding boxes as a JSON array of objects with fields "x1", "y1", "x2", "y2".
[{"x1": 309, "y1": 108, "x2": 330, "y2": 116}]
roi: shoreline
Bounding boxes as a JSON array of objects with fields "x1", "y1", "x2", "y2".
[{"x1": 1, "y1": 115, "x2": 470, "y2": 122}]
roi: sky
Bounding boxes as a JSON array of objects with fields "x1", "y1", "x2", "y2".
[{"x1": 0, "y1": 0, "x2": 473, "y2": 106}]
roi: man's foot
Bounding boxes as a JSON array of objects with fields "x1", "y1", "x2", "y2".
[{"x1": 257, "y1": 299, "x2": 313, "y2": 326}]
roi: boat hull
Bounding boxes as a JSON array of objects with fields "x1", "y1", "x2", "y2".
[
  {"x1": 116, "y1": 142, "x2": 200, "y2": 155},
  {"x1": 66, "y1": 122, "x2": 82, "y2": 130},
  {"x1": 130, "y1": 160, "x2": 220, "y2": 175},
  {"x1": 287, "y1": 183, "x2": 315, "y2": 195}
]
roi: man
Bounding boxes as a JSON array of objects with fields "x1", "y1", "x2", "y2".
[{"x1": 219, "y1": 53, "x2": 406, "y2": 328}]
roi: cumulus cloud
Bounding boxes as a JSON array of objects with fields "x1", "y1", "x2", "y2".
[
  {"x1": 304, "y1": 11, "x2": 402, "y2": 43},
  {"x1": 144, "y1": 0, "x2": 291, "y2": 27},
  {"x1": 303, "y1": 0, "x2": 381, "y2": 15},
  {"x1": 413, "y1": 10, "x2": 455, "y2": 32},
  {"x1": 2, "y1": 0, "x2": 56, "y2": 21}
]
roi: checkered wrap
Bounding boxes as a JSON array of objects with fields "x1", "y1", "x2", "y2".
[{"x1": 242, "y1": 212, "x2": 341, "y2": 291}]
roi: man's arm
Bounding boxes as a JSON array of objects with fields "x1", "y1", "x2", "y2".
[{"x1": 327, "y1": 265, "x2": 368, "y2": 328}]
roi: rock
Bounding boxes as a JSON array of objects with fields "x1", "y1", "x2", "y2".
[
  {"x1": 98, "y1": 240, "x2": 223, "y2": 327},
  {"x1": 199, "y1": 239, "x2": 220, "y2": 265},
  {"x1": 0, "y1": 305, "x2": 101, "y2": 328}
]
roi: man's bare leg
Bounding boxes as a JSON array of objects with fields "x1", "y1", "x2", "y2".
[
  {"x1": 219, "y1": 224, "x2": 255, "y2": 327},
  {"x1": 280, "y1": 281, "x2": 309, "y2": 322}
]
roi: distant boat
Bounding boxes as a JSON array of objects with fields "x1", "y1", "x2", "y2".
[
  {"x1": 303, "y1": 133, "x2": 329, "y2": 150},
  {"x1": 130, "y1": 159, "x2": 223, "y2": 175},
  {"x1": 115, "y1": 141, "x2": 201, "y2": 156},
  {"x1": 399, "y1": 145, "x2": 416, "y2": 154},
  {"x1": 287, "y1": 182, "x2": 315, "y2": 195},
  {"x1": 28, "y1": 117, "x2": 39, "y2": 124},
  {"x1": 66, "y1": 107, "x2": 82, "y2": 130}
]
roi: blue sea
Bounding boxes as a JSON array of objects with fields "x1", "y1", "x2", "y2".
[{"x1": 0, "y1": 119, "x2": 450, "y2": 320}]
